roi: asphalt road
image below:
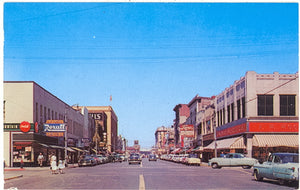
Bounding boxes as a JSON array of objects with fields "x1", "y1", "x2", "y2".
[{"x1": 4, "y1": 158, "x2": 298, "y2": 189}]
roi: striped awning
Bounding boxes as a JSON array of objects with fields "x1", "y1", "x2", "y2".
[
  {"x1": 205, "y1": 136, "x2": 246, "y2": 150},
  {"x1": 252, "y1": 134, "x2": 299, "y2": 148}
]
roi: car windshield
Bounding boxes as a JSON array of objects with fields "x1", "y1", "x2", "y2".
[
  {"x1": 130, "y1": 154, "x2": 139, "y2": 159},
  {"x1": 277, "y1": 154, "x2": 299, "y2": 163}
]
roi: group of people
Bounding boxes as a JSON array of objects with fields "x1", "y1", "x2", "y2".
[{"x1": 38, "y1": 152, "x2": 65, "y2": 174}]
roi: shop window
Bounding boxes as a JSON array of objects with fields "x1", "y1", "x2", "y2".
[
  {"x1": 280, "y1": 95, "x2": 296, "y2": 116},
  {"x1": 257, "y1": 95, "x2": 273, "y2": 116},
  {"x1": 13, "y1": 142, "x2": 33, "y2": 163}
]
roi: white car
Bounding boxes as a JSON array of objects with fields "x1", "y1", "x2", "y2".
[{"x1": 209, "y1": 153, "x2": 258, "y2": 169}]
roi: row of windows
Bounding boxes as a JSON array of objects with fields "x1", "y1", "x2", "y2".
[
  {"x1": 35, "y1": 103, "x2": 84, "y2": 136},
  {"x1": 35, "y1": 103, "x2": 64, "y2": 123},
  {"x1": 258, "y1": 95, "x2": 296, "y2": 116},
  {"x1": 217, "y1": 81, "x2": 245, "y2": 104}
]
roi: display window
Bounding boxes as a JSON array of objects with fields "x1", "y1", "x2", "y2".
[{"x1": 13, "y1": 142, "x2": 34, "y2": 162}]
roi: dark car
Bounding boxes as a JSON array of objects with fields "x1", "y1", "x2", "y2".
[
  {"x1": 128, "y1": 153, "x2": 141, "y2": 165},
  {"x1": 149, "y1": 154, "x2": 157, "y2": 161},
  {"x1": 78, "y1": 155, "x2": 96, "y2": 167},
  {"x1": 113, "y1": 154, "x2": 123, "y2": 163}
]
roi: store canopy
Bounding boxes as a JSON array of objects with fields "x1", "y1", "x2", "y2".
[
  {"x1": 38, "y1": 143, "x2": 49, "y2": 148},
  {"x1": 66, "y1": 147, "x2": 76, "y2": 152},
  {"x1": 205, "y1": 136, "x2": 246, "y2": 150},
  {"x1": 252, "y1": 134, "x2": 299, "y2": 148},
  {"x1": 71, "y1": 147, "x2": 87, "y2": 152},
  {"x1": 49, "y1": 145, "x2": 64, "y2": 149},
  {"x1": 193, "y1": 146, "x2": 203, "y2": 152}
]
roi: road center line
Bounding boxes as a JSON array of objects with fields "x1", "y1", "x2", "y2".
[{"x1": 139, "y1": 174, "x2": 145, "y2": 190}]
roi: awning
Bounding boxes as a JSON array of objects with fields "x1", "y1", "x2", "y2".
[
  {"x1": 92, "y1": 149, "x2": 97, "y2": 153},
  {"x1": 205, "y1": 136, "x2": 246, "y2": 150},
  {"x1": 193, "y1": 146, "x2": 203, "y2": 152},
  {"x1": 38, "y1": 143, "x2": 50, "y2": 148},
  {"x1": 171, "y1": 148, "x2": 181, "y2": 154},
  {"x1": 252, "y1": 134, "x2": 299, "y2": 148},
  {"x1": 49, "y1": 145, "x2": 64, "y2": 149},
  {"x1": 71, "y1": 147, "x2": 86, "y2": 152},
  {"x1": 66, "y1": 147, "x2": 76, "y2": 152}
]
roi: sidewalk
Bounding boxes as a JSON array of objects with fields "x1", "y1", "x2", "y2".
[{"x1": 4, "y1": 163, "x2": 79, "y2": 181}]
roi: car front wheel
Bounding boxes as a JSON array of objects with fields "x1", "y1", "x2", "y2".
[
  {"x1": 212, "y1": 163, "x2": 220, "y2": 169},
  {"x1": 254, "y1": 170, "x2": 263, "y2": 181}
]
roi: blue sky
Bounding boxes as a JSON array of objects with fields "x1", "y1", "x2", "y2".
[{"x1": 3, "y1": 3, "x2": 298, "y2": 148}]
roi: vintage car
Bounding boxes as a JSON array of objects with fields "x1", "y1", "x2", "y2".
[
  {"x1": 186, "y1": 154, "x2": 201, "y2": 166},
  {"x1": 253, "y1": 153, "x2": 299, "y2": 185},
  {"x1": 78, "y1": 155, "x2": 97, "y2": 167},
  {"x1": 208, "y1": 153, "x2": 258, "y2": 169},
  {"x1": 148, "y1": 154, "x2": 157, "y2": 161},
  {"x1": 128, "y1": 153, "x2": 142, "y2": 165}
]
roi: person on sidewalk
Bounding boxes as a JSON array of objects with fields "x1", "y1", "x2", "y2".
[
  {"x1": 50, "y1": 153, "x2": 57, "y2": 174},
  {"x1": 58, "y1": 159, "x2": 65, "y2": 174},
  {"x1": 37, "y1": 153, "x2": 44, "y2": 167}
]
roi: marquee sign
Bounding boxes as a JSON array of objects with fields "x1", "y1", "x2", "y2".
[{"x1": 44, "y1": 120, "x2": 66, "y2": 137}]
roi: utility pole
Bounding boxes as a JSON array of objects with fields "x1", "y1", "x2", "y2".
[{"x1": 64, "y1": 107, "x2": 68, "y2": 165}]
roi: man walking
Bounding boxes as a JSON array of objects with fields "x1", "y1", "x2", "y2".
[{"x1": 38, "y1": 153, "x2": 44, "y2": 167}]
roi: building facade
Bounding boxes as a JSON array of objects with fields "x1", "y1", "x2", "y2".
[
  {"x1": 83, "y1": 106, "x2": 118, "y2": 153},
  {"x1": 204, "y1": 71, "x2": 299, "y2": 161},
  {"x1": 173, "y1": 104, "x2": 190, "y2": 147},
  {"x1": 3, "y1": 81, "x2": 93, "y2": 167}
]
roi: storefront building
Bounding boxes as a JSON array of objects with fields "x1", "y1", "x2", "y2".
[
  {"x1": 82, "y1": 106, "x2": 118, "y2": 153},
  {"x1": 4, "y1": 81, "x2": 93, "y2": 167},
  {"x1": 204, "y1": 71, "x2": 299, "y2": 160}
]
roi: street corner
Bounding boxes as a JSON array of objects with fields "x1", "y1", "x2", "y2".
[{"x1": 4, "y1": 174, "x2": 23, "y2": 181}]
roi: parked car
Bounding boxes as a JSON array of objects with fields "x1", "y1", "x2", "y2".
[
  {"x1": 128, "y1": 153, "x2": 141, "y2": 165},
  {"x1": 208, "y1": 153, "x2": 258, "y2": 169},
  {"x1": 186, "y1": 154, "x2": 201, "y2": 166},
  {"x1": 149, "y1": 154, "x2": 157, "y2": 161},
  {"x1": 253, "y1": 153, "x2": 299, "y2": 185},
  {"x1": 78, "y1": 155, "x2": 96, "y2": 167}
]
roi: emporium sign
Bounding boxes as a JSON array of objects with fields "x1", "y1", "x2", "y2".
[{"x1": 44, "y1": 120, "x2": 65, "y2": 137}]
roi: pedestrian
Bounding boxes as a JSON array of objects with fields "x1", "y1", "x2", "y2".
[
  {"x1": 37, "y1": 152, "x2": 44, "y2": 167},
  {"x1": 20, "y1": 159, "x2": 24, "y2": 169},
  {"x1": 50, "y1": 153, "x2": 57, "y2": 174},
  {"x1": 58, "y1": 159, "x2": 65, "y2": 174}
]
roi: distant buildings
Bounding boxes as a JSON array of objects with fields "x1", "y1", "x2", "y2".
[
  {"x1": 3, "y1": 81, "x2": 121, "y2": 167},
  {"x1": 155, "y1": 71, "x2": 299, "y2": 161}
]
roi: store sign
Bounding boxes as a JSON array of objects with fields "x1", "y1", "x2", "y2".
[
  {"x1": 89, "y1": 113, "x2": 103, "y2": 121},
  {"x1": 20, "y1": 121, "x2": 31, "y2": 133},
  {"x1": 44, "y1": 123, "x2": 65, "y2": 132},
  {"x1": 46, "y1": 132, "x2": 64, "y2": 137},
  {"x1": 217, "y1": 123, "x2": 247, "y2": 138},
  {"x1": 249, "y1": 122, "x2": 298, "y2": 133}
]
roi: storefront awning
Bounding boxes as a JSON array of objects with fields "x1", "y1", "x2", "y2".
[
  {"x1": 193, "y1": 146, "x2": 203, "y2": 152},
  {"x1": 205, "y1": 136, "x2": 246, "y2": 150},
  {"x1": 66, "y1": 147, "x2": 76, "y2": 152},
  {"x1": 252, "y1": 134, "x2": 299, "y2": 148},
  {"x1": 71, "y1": 147, "x2": 86, "y2": 152},
  {"x1": 38, "y1": 143, "x2": 50, "y2": 148},
  {"x1": 49, "y1": 145, "x2": 64, "y2": 149}
]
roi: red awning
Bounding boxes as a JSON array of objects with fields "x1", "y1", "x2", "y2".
[{"x1": 14, "y1": 142, "x2": 32, "y2": 145}]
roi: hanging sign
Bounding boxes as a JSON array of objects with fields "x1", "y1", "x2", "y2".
[{"x1": 20, "y1": 121, "x2": 31, "y2": 133}]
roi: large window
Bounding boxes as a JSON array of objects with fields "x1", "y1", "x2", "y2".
[
  {"x1": 280, "y1": 95, "x2": 296, "y2": 116},
  {"x1": 258, "y1": 95, "x2": 273, "y2": 116}
]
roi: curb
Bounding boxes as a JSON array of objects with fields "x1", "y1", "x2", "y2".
[
  {"x1": 4, "y1": 175, "x2": 23, "y2": 181},
  {"x1": 4, "y1": 168, "x2": 25, "y2": 171}
]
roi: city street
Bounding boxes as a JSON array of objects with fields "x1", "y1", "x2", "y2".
[{"x1": 4, "y1": 158, "x2": 298, "y2": 190}]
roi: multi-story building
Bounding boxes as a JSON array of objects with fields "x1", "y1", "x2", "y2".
[
  {"x1": 173, "y1": 104, "x2": 190, "y2": 147},
  {"x1": 202, "y1": 71, "x2": 298, "y2": 161},
  {"x1": 185, "y1": 95, "x2": 214, "y2": 148},
  {"x1": 83, "y1": 106, "x2": 118, "y2": 153},
  {"x1": 155, "y1": 126, "x2": 174, "y2": 154},
  {"x1": 3, "y1": 81, "x2": 93, "y2": 167}
]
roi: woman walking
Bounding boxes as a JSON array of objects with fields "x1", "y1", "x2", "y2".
[{"x1": 50, "y1": 153, "x2": 57, "y2": 174}]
